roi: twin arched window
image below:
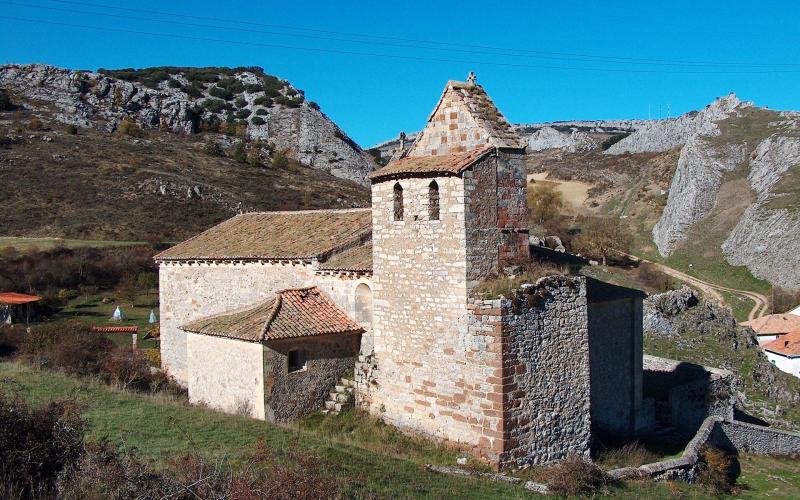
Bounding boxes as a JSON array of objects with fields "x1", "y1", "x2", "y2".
[{"x1": 392, "y1": 181, "x2": 440, "y2": 221}]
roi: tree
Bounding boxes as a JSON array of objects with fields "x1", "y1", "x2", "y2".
[
  {"x1": 528, "y1": 183, "x2": 564, "y2": 226},
  {"x1": 572, "y1": 216, "x2": 632, "y2": 266}
]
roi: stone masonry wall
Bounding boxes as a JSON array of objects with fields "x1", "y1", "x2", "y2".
[
  {"x1": 264, "y1": 334, "x2": 360, "y2": 422},
  {"x1": 500, "y1": 276, "x2": 592, "y2": 465},
  {"x1": 407, "y1": 86, "x2": 492, "y2": 157},
  {"x1": 186, "y1": 332, "x2": 265, "y2": 419},
  {"x1": 159, "y1": 261, "x2": 316, "y2": 384},
  {"x1": 369, "y1": 175, "x2": 509, "y2": 458},
  {"x1": 495, "y1": 150, "x2": 530, "y2": 267}
]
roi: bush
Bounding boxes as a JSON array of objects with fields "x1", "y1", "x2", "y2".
[
  {"x1": 634, "y1": 262, "x2": 675, "y2": 293},
  {"x1": 19, "y1": 321, "x2": 112, "y2": 376},
  {"x1": 251, "y1": 116, "x2": 265, "y2": 126},
  {"x1": 231, "y1": 142, "x2": 247, "y2": 164},
  {"x1": 117, "y1": 117, "x2": 145, "y2": 138},
  {"x1": 27, "y1": 116, "x2": 43, "y2": 131},
  {"x1": 65, "y1": 124, "x2": 78, "y2": 135},
  {"x1": 203, "y1": 138, "x2": 224, "y2": 156},
  {"x1": 697, "y1": 446, "x2": 736, "y2": 494},
  {"x1": 100, "y1": 350, "x2": 157, "y2": 391},
  {"x1": 253, "y1": 95, "x2": 272, "y2": 107},
  {"x1": 234, "y1": 96, "x2": 247, "y2": 109},
  {"x1": 209, "y1": 85, "x2": 233, "y2": 101},
  {"x1": 167, "y1": 78, "x2": 182, "y2": 89},
  {"x1": 0, "y1": 388, "x2": 85, "y2": 498},
  {"x1": 255, "y1": 108, "x2": 268, "y2": 116},
  {"x1": 182, "y1": 83, "x2": 203, "y2": 99},
  {"x1": 542, "y1": 454, "x2": 610, "y2": 496},
  {"x1": 271, "y1": 148, "x2": 290, "y2": 169},
  {"x1": 235, "y1": 108, "x2": 252, "y2": 119},
  {"x1": 571, "y1": 215, "x2": 632, "y2": 266},
  {"x1": 0, "y1": 89, "x2": 13, "y2": 111},
  {"x1": 201, "y1": 98, "x2": 231, "y2": 114},
  {"x1": 596, "y1": 441, "x2": 658, "y2": 468}
]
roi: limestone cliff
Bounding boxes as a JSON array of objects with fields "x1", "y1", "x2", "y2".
[
  {"x1": 0, "y1": 64, "x2": 375, "y2": 184},
  {"x1": 653, "y1": 94, "x2": 800, "y2": 288}
]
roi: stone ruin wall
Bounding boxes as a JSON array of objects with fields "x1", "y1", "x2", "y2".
[
  {"x1": 407, "y1": 86, "x2": 492, "y2": 157},
  {"x1": 498, "y1": 276, "x2": 592, "y2": 465}
]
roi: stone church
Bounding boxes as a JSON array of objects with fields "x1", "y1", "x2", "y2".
[{"x1": 156, "y1": 75, "x2": 647, "y2": 467}]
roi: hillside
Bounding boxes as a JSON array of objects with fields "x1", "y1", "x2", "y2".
[{"x1": 0, "y1": 65, "x2": 371, "y2": 241}]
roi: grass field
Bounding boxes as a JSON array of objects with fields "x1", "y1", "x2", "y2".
[
  {"x1": 0, "y1": 237, "x2": 145, "y2": 253},
  {"x1": 52, "y1": 292, "x2": 159, "y2": 349},
  {"x1": 2, "y1": 361, "x2": 799, "y2": 498}
]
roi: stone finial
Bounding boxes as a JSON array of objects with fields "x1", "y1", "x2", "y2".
[
  {"x1": 467, "y1": 71, "x2": 477, "y2": 87},
  {"x1": 399, "y1": 131, "x2": 406, "y2": 149}
]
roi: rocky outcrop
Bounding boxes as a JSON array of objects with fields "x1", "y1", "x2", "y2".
[
  {"x1": 643, "y1": 286, "x2": 698, "y2": 336},
  {"x1": 526, "y1": 126, "x2": 597, "y2": 152},
  {"x1": 652, "y1": 94, "x2": 751, "y2": 255},
  {"x1": 0, "y1": 64, "x2": 375, "y2": 184},
  {"x1": 721, "y1": 136, "x2": 800, "y2": 288},
  {"x1": 604, "y1": 112, "x2": 698, "y2": 154}
]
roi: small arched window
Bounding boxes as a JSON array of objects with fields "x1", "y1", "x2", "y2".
[
  {"x1": 393, "y1": 182, "x2": 403, "y2": 221},
  {"x1": 428, "y1": 180, "x2": 440, "y2": 221},
  {"x1": 354, "y1": 283, "x2": 373, "y2": 327}
]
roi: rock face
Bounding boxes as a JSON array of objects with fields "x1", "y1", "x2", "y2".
[
  {"x1": 0, "y1": 64, "x2": 375, "y2": 184},
  {"x1": 651, "y1": 93, "x2": 800, "y2": 288},
  {"x1": 526, "y1": 126, "x2": 597, "y2": 152},
  {"x1": 604, "y1": 112, "x2": 699, "y2": 155},
  {"x1": 643, "y1": 286, "x2": 699, "y2": 336}
]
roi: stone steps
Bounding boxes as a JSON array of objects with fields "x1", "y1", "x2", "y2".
[{"x1": 321, "y1": 376, "x2": 356, "y2": 416}]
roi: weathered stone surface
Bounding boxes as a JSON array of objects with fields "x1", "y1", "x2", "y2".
[
  {"x1": 526, "y1": 126, "x2": 597, "y2": 152},
  {"x1": 0, "y1": 64, "x2": 375, "y2": 184},
  {"x1": 643, "y1": 286, "x2": 698, "y2": 336}
]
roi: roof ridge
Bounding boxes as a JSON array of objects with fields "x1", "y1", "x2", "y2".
[
  {"x1": 238, "y1": 208, "x2": 370, "y2": 215},
  {"x1": 259, "y1": 293, "x2": 283, "y2": 341}
]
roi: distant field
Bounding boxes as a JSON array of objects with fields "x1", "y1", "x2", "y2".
[{"x1": 0, "y1": 237, "x2": 145, "y2": 253}]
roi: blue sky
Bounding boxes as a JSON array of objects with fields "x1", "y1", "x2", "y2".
[{"x1": 3, "y1": 0, "x2": 800, "y2": 147}]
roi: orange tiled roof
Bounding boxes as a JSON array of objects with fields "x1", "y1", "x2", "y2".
[
  {"x1": 92, "y1": 326, "x2": 138, "y2": 333},
  {"x1": 180, "y1": 286, "x2": 362, "y2": 342},
  {"x1": 368, "y1": 146, "x2": 493, "y2": 181},
  {"x1": 742, "y1": 314, "x2": 800, "y2": 335},
  {"x1": 763, "y1": 330, "x2": 800, "y2": 357},
  {"x1": 154, "y1": 209, "x2": 371, "y2": 261},
  {"x1": 0, "y1": 292, "x2": 41, "y2": 305}
]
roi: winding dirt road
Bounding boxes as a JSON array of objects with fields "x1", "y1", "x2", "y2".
[{"x1": 620, "y1": 252, "x2": 769, "y2": 321}]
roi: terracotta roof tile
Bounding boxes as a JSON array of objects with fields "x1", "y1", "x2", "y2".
[
  {"x1": 742, "y1": 314, "x2": 800, "y2": 335},
  {"x1": 154, "y1": 209, "x2": 371, "y2": 261},
  {"x1": 763, "y1": 330, "x2": 800, "y2": 357},
  {"x1": 180, "y1": 286, "x2": 362, "y2": 342},
  {"x1": 319, "y1": 242, "x2": 372, "y2": 272},
  {"x1": 369, "y1": 146, "x2": 493, "y2": 181}
]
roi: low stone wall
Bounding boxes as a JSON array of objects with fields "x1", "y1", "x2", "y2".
[
  {"x1": 609, "y1": 417, "x2": 800, "y2": 482},
  {"x1": 714, "y1": 420, "x2": 800, "y2": 456}
]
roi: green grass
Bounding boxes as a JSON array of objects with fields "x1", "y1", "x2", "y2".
[
  {"x1": 719, "y1": 290, "x2": 755, "y2": 322},
  {"x1": 52, "y1": 292, "x2": 159, "y2": 349},
  {"x1": 0, "y1": 237, "x2": 144, "y2": 253},
  {"x1": 737, "y1": 454, "x2": 800, "y2": 498},
  {"x1": 2, "y1": 361, "x2": 799, "y2": 498}
]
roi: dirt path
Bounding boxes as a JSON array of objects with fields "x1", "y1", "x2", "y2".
[{"x1": 620, "y1": 252, "x2": 769, "y2": 321}]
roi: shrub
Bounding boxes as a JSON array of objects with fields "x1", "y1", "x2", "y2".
[
  {"x1": 697, "y1": 446, "x2": 736, "y2": 494},
  {"x1": 633, "y1": 262, "x2": 675, "y2": 293},
  {"x1": 255, "y1": 108, "x2": 268, "y2": 116},
  {"x1": 231, "y1": 142, "x2": 247, "y2": 164},
  {"x1": 271, "y1": 148, "x2": 290, "y2": 169},
  {"x1": 203, "y1": 138, "x2": 224, "y2": 157},
  {"x1": 201, "y1": 98, "x2": 231, "y2": 114},
  {"x1": 308, "y1": 101, "x2": 320, "y2": 111},
  {"x1": 182, "y1": 83, "x2": 203, "y2": 99},
  {"x1": 235, "y1": 108, "x2": 252, "y2": 119},
  {"x1": 100, "y1": 350, "x2": 157, "y2": 391},
  {"x1": 571, "y1": 215, "x2": 632, "y2": 266},
  {"x1": 542, "y1": 454, "x2": 610, "y2": 496},
  {"x1": 20, "y1": 321, "x2": 112, "y2": 376},
  {"x1": 167, "y1": 78, "x2": 182, "y2": 89},
  {"x1": 0, "y1": 389, "x2": 84, "y2": 498},
  {"x1": 251, "y1": 116, "x2": 266, "y2": 126},
  {"x1": 596, "y1": 441, "x2": 658, "y2": 468},
  {"x1": 0, "y1": 89, "x2": 13, "y2": 111},
  {"x1": 65, "y1": 124, "x2": 78, "y2": 135},
  {"x1": 117, "y1": 117, "x2": 145, "y2": 138},
  {"x1": 27, "y1": 116, "x2": 43, "y2": 131},
  {"x1": 234, "y1": 96, "x2": 247, "y2": 109},
  {"x1": 209, "y1": 85, "x2": 233, "y2": 101},
  {"x1": 253, "y1": 95, "x2": 272, "y2": 107}
]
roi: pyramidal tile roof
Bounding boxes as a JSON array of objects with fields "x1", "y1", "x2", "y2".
[
  {"x1": 154, "y1": 209, "x2": 371, "y2": 261},
  {"x1": 180, "y1": 286, "x2": 363, "y2": 342},
  {"x1": 763, "y1": 330, "x2": 800, "y2": 357}
]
